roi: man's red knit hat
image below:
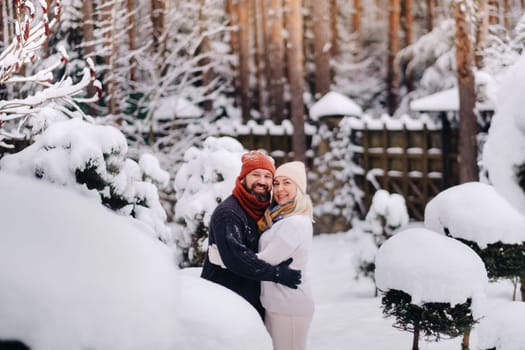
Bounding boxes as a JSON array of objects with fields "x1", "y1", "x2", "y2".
[{"x1": 239, "y1": 150, "x2": 275, "y2": 178}]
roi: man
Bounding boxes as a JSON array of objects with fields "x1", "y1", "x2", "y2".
[{"x1": 201, "y1": 150, "x2": 302, "y2": 319}]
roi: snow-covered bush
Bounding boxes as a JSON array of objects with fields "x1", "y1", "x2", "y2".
[
  {"x1": 354, "y1": 189, "x2": 409, "y2": 286},
  {"x1": 0, "y1": 171, "x2": 273, "y2": 350},
  {"x1": 172, "y1": 136, "x2": 245, "y2": 267},
  {"x1": 310, "y1": 117, "x2": 364, "y2": 232},
  {"x1": 364, "y1": 189, "x2": 409, "y2": 241},
  {"x1": 375, "y1": 228, "x2": 487, "y2": 349},
  {"x1": 0, "y1": 118, "x2": 171, "y2": 243},
  {"x1": 425, "y1": 182, "x2": 525, "y2": 300},
  {"x1": 483, "y1": 52, "x2": 525, "y2": 214}
]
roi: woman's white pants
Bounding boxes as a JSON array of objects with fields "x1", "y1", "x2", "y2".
[{"x1": 265, "y1": 311, "x2": 313, "y2": 350}]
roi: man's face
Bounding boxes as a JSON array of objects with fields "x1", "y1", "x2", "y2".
[{"x1": 243, "y1": 168, "x2": 273, "y2": 201}]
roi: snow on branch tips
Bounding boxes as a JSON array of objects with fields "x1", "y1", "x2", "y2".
[{"x1": 0, "y1": 0, "x2": 101, "y2": 149}]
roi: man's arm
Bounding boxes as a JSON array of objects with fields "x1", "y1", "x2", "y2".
[{"x1": 211, "y1": 210, "x2": 301, "y2": 288}]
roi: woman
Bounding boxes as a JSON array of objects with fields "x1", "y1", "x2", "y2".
[{"x1": 256, "y1": 161, "x2": 315, "y2": 350}]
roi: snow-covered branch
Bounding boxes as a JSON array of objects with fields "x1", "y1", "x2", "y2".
[{"x1": 0, "y1": 0, "x2": 101, "y2": 149}]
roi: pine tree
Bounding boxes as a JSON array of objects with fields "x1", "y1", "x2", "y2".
[
  {"x1": 381, "y1": 289, "x2": 477, "y2": 350},
  {"x1": 456, "y1": 237, "x2": 525, "y2": 301}
]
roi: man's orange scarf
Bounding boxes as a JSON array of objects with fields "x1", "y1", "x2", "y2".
[{"x1": 232, "y1": 177, "x2": 270, "y2": 222}]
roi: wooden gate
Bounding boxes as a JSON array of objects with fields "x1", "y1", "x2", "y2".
[{"x1": 350, "y1": 116, "x2": 458, "y2": 220}]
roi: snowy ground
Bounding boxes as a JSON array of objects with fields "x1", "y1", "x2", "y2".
[{"x1": 305, "y1": 232, "x2": 517, "y2": 350}]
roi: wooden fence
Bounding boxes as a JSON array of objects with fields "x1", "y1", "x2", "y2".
[
  {"x1": 351, "y1": 120, "x2": 458, "y2": 220},
  {"x1": 215, "y1": 115, "x2": 459, "y2": 226}
]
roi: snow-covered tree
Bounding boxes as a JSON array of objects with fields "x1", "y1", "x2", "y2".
[
  {"x1": 482, "y1": 49, "x2": 525, "y2": 301},
  {"x1": 364, "y1": 189, "x2": 409, "y2": 241},
  {"x1": 330, "y1": 0, "x2": 389, "y2": 114},
  {"x1": 375, "y1": 228, "x2": 487, "y2": 350},
  {"x1": 172, "y1": 136, "x2": 244, "y2": 267},
  {"x1": 310, "y1": 116, "x2": 365, "y2": 232},
  {"x1": 395, "y1": 19, "x2": 457, "y2": 116},
  {"x1": 0, "y1": 0, "x2": 184, "y2": 245},
  {"x1": 0, "y1": 118, "x2": 172, "y2": 243},
  {"x1": 0, "y1": 0, "x2": 100, "y2": 149},
  {"x1": 483, "y1": 52, "x2": 525, "y2": 213},
  {"x1": 425, "y1": 182, "x2": 525, "y2": 301},
  {"x1": 354, "y1": 189, "x2": 409, "y2": 290}
]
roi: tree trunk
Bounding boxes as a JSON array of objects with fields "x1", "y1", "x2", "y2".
[
  {"x1": 503, "y1": 0, "x2": 510, "y2": 30},
  {"x1": 0, "y1": 1, "x2": 3, "y2": 43},
  {"x1": 403, "y1": 0, "x2": 414, "y2": 91},
  {"x1": 127, "y1": 0, "x2": 137, "y2": 83},
  {"x1": 474, "y1": 0, "x2": 488, "y2": 69},
  {"x1": 330, "y1": 0, "x2": 338, "y2": 59},
  {"x1": 260, "y1": 0, "x2": 271, "y2": 118},
  {"x1": 351, "y1": 0, "x2": 361, "y2": 59},
  {"x1": 198, "y1": 0, "x2": 213, "y2": 112},
  {"x1": 285, "y1": 0, "x2": 307, "y2": 162},
  {"x1": 520, "y1": 275, "x2": 525, "y2": 302},
  {"x1": 100, "y1": 1, "x2": 117, "y2": 114},
  {"x1": 252, "y1": 0, "x2": 266, "y2": 117},
  {"x1": 453, "y1": 0, "x2": 479, "y2": 183},
  {"x1": 488, "y1": 0, "x2": 499, "y2": 25},
  {"x1": 82, "y1": 0, "x2": 95, "y2": 57},
  {"x1": 151, "y1": 0, "x2": 166, "y2": 52},
  {"x1": 101, "y1": 2, "x2": 112, "y2": 69},
  {"x1": 312, "y1": 0, "x2": 331, "y2": 98},
  {"x1": 268, "y1": 0, "x2": 285, "y2": 123},
  {"x1": 412, "y1": 322, "x2": 420, "y2": 350},
  {"x1": 403, "y1": 0, "x2": 413, "y2": 46},
  {"x1": 427, "y1": 0, "x2": 435, "y2": 32},
  {"x1": 109, "y1": 3, "x2": 120, "y2": 115},
  {"x1": 237, "y1": 0, "x2": 251, "y2": 122},
  {"x1": 461, "y1": 328, "x2": 471, "y2": 350},
  {"x1": 81, "y1": 0, "x2": 98, "y2": 114},
  {"x1": 386, "y1": 0, "x2": 401, "y2": 116},
  {"x1": 226, "y1": 0, "x2": 240, "y2": 111}
]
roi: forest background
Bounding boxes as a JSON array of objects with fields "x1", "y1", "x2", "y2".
[{"x1": 2, "y1": 0, "x2": 525, "y2": 264}]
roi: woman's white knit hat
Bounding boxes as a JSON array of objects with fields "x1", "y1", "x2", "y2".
[{"x1": 274, "y1": 161, "x2": 307, "y2": 193}]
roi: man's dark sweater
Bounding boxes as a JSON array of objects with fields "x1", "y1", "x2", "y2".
[{"x1": 201, "y1": 195, "x2": 277, "y2": 319}]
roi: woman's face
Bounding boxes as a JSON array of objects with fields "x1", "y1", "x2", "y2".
[{"x1": 272, "y1": 176, "x2": 297, "y2": 205}]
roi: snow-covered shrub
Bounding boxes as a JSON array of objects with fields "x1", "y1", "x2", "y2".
[
  {"x1": 354, "y1": 189, "x2": 409, "y2": 286},
  {"x1": 0, "y1": 171, "x2": 273, "y2": 350},
  {"x1": 425, "y1": 182, "x2": 525, "y2": 300},
  {"x1": 483, "y1": 52, "x2": 525, "y2": 214},
  {"x1": 310, "y1": 117, "x2": 364, "y2": 232},
  {"x1": 0, "y1": 118, "x2": 171, "y2": 243},
  {"x1": 375, "y1": 228, "x2": 487, "y2": 349},
  {"x1": 364, "y1": 189, "x2": 409, "y2": 241},
  {"x1": 173, "y1": 136, "x2": 245, "y2": 267}
]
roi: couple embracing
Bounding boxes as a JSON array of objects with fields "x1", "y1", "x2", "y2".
[{"x1": 201, "y1": 150, "x2": 315, "y2": 350}]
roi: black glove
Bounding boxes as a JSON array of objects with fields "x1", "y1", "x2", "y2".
[{"x1": 273, "y1": 257, "x2": 302, "y2": 289}]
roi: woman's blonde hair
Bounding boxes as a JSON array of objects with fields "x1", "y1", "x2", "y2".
[{"x1": 288, "y1": 187, "x2": 314, "y2": 222}]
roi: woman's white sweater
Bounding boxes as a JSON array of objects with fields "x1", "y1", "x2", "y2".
[{"x1": 257, "y1": 214, "x2": 314, "y2": 316}]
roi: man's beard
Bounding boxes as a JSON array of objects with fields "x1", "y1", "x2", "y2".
[{"x1": 243, "y1": 182, "x2": 271, "y2": 202}]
